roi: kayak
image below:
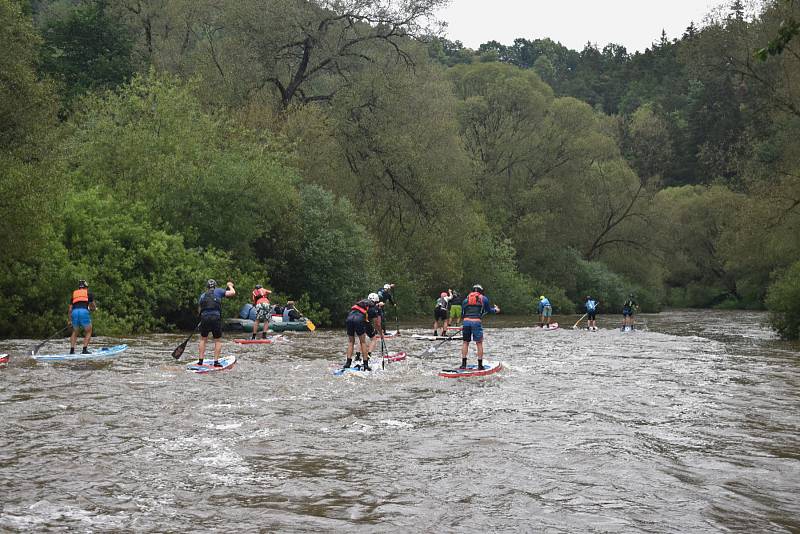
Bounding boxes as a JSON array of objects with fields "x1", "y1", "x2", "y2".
[
  {"x1": 412, "y1": 334, "x2": 461, "y2": 341},
  {"x1": 268, "y1": 318, "x2": 311, "y2": 332},
  {"x1": 538, "y1": 322, "x2": 560, "y2": 331},
  {"x1": 383, "y1": 351, "x2": 407, "y2": 362},
  {"x1": 187, "y1": 355, "x2": 236, "y2": 374},
  {"x1": 32, "y1": 344, "x2": 129, "y2": 362},
  {"x1": 439, "y1": 361, "x2": 502, "y2": 378},
  {"x1": 232, "y1": 335, "x2": 284, "y2": 345}
]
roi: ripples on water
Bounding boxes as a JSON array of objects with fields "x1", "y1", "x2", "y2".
[{"x1": 0, "y1": 310, "x2": 798, "y2": 532}]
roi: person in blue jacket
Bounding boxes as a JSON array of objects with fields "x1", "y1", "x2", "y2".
[
  {"x1": 537, "y1": 295, "x2": 553, "y2": 328},
  {"x1": 585, "y1": 296, "x2": 599, "y2": 331},
  {"x1": 460, "y1": 284, "x2": 500, "y2": 370},
  {"x1": 375, "y1": 283, "x2": 395, "y2": 334},
  {"x1": 197, "y1": 279, "x2": 235, "y2": 367}
]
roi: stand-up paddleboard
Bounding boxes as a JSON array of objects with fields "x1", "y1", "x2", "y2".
[
  {"x1": 232, "y1": 335, "x2": 284, "y2": 345},
  {"x1": 187, "y1": 355, "x2": 236, "y2": 373},
  {"x1": 439, "y1": 361, "x2": 502, "y2": 378},
  {"x1": 383, "y1": 330, "x2": 400, "y2": 338},
  {"x1": 538, "y1": 322, "x2": 560, "y2": 331},
  {"x1": 412, "y1": 334, "x2": 461, "y2": 341},
  {"x1": 0, "y1": 353, "x2": 8, "y2": 364},
  {"x1": 32, "y1": 344, "x2": 129, "y2": 362},
  {"x1": 447, "y1": 326, "x2": 463, "y2": 331},
  {"x1": 383, "y1": 351, "x2": 406, "y2": 362},
  {"x1": 621, "y1": 325, "x2": 635, "y2": 332},
  {"x1": 333, "y1": 362, "x2": 378, "y2": 376}
]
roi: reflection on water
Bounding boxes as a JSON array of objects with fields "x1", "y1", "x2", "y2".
[{"x1": 0, "y1": 309, "x2": 798, "y2": 532}]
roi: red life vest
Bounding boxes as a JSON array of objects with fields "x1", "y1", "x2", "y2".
[
  {"x1": 351, "y1": 300, "x2": 371, "y2": 321},
  {"x1": 252, "y1": 288, "x2": 270, "y2": 306},
  {"x1": 463, "y1": 291, "x2": 484, "y2": 318},
  {"x1": 72, "y1": 288, "x2": 89, "y2": 304}
]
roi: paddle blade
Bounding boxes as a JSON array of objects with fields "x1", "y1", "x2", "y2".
[
  {"x1": 306, "y1": 319, "x2": 316, "y2": 331},
  {"x1": 171, "y1": 340, "x2": 188, "y2": 360}
]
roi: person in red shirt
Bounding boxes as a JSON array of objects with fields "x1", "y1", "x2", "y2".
[{"x1": 251, "y1": 284, "x2": 272, "y2": 339}]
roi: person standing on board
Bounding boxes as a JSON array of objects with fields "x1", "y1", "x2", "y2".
[
  {"x1": 197, "y1": 279, "x2": 235, "y2": 367},
  {"x1": 250, "y1": 284, "x2": 272, "y2": 339},
  {"x1": 68, "y1": 280, "x2": 96, "y2": 354},
  {"x1": 433, "y1": 290, "x2": 452, "y2": 337},
  {"x1": 375, "y1": 283, "x2": 395, "y2": 334},
  {"x1": 460, "y1": 284, "x2": 500, "y2": 370},
  {"x1": 538, "y1": 295, "x2": 553, "y2": 328},
  {"x1": 449, "y1": 289, "x2": 462, "y2": 327},
  {"x1": 622, "y1": 294, "x2": 638, "y2": 330},
  {"x1": 343, "y1": 293, "x2": 383, "y2": 371},
  {"x1": 585, "y1": 295, "x2": 599, "y2": 331}
]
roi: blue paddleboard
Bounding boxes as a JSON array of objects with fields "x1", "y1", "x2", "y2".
[
  {"x1": 187, "y1": 355, "x2": 236, "y2": 373},
  {"x1": 32, "y1": 344, "x2": 129, "y2": 362}
]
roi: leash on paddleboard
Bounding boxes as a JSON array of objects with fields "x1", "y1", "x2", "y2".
[{"x1": 31, "y1": 325, "x2": 72, "y2": 355}]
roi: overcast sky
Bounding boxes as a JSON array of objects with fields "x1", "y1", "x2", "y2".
[{"x1": 437, "y1": 0, "x2": 723, "y2": 53}]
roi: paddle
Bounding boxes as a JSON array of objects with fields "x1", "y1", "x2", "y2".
[
  {"x1": 381, "y1": 337, "x2": 386, "y2": 370},
  {"x1": 31, "y1": 325, "x2": 71, "y2": 355},
  {"x1": 290, "y1": 306, "x2": 315, "y2": 331},
  {"x1": 172, "y1": 322, "x2": 200, "y2": 360},
  {"x1": 394, "y1": 303, "x2": 400, "y2": 334},
  {"x1": 572, "y1": 313, "x2": 588, "y2": 330},
  {"x1": 426, "y1": 330, "x2": 461, "y2": 353}
]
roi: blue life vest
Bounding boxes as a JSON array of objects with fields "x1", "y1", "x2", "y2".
[{"x1": 586, "y1": 299, "x2": 597, "y2": 312}]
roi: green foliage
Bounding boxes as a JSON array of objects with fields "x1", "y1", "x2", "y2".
[
  {"x1": 766, "y1": 260, "x2": 800, "y2": 339},
  {"x1": 0, "y1": 0, "x2": 57, "y2": 154},
  {"x1": 63, "y1": 72, "x2": 300, "y2": 256},
  {"x1": 39, "y1": 0, "x2": 134, "y2": 108}
]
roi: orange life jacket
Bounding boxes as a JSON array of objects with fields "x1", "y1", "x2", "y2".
[
  {"x1": 463, "y1": 291, "x2": 484, "y2": 318},
  {"x1": 252, "y1": 288, "x2": 270, "y2": 306},
  {"x1": 72, "y1": 288, "x2": 89, "y2": 304}
]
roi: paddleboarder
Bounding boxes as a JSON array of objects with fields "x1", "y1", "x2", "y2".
[
  {"x1": 342, "y1": 293, "x2": 384, "y2": 371},
  {"x1": 433, "y1": 290, "x2": 452, "y2": 336},
  {"x1": 538, "y1": 295, "x2": 553, "y2": 328},
  {"x1": 449, "y1": 289, "x2": 462, "y2": 327},
  {"x1": 68, "y1": 280, "x2": 96, "y2": 354},
  {"x1": 460, "y1": 284, "x2": 500, "y2": 370},
  {"x1": 622, "y1": 294, "x2": 638, "y2": 330},
  {"x1": 585, "y1": 295, "x2": 599, "y2": 330},
  {"x1": 197, "y1": 279, "x2": 236, "y2": 367},
  {"x1": 375, "y1": 283, "x2": 395, "y2": 334},
  {"x1": 250, "y1": 284, "x2": 272, "y2": 339}
]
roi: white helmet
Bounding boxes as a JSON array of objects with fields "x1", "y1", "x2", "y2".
[
  {"x1": 383, "y1": 283, "x2": 391, "y2": 291},
  {"x1": 368, "y1": 293, "x2": 380, "y2": 303}
]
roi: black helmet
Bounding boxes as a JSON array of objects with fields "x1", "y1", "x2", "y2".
[
  {"x1": 78, "y1": 280, "x2": 87, "y2": 288},
  {"x1": 472, "y1": 284, "x2": 484, "y2": 293},
  {"x1": 207, "y1": 279, "x2": 217, "y2": 288}
]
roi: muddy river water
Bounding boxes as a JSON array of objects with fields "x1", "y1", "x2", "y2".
[{"x1": 0, "y1": 309, "x2": 798, "y2": 532}]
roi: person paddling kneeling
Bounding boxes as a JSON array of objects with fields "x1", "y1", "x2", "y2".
[{"x1": 460, "y1": 284, "x2": 500, "y2": 370}]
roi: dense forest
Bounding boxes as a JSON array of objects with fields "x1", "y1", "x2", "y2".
[{"x1": 1, "y1": 0, "x2": 799, "y2": 338}]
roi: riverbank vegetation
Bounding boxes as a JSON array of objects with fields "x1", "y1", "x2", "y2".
[{"x1": 1, "y1": 0, "x2": 798, "y2": 338}]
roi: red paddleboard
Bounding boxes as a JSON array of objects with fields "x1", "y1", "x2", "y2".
[
  {"x1": 539, "y1": 322, "x2": 560, "y2": 331},
  {"x1": 447, "y1": 326, "x2": 463, "y2": 331},
  {"x1": 383, "y1": 351, "x2": 407, "y2": 362},
  {"x1": 439, "y1": 361, "x2": 502, "y2": 378},
  {"x1": 0, "y1": 353, "x2": 8, "y2": 364}
]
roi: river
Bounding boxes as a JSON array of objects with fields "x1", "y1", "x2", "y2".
[{"x1": 0, "y1": 309, "x2": 798, "y2": 532}]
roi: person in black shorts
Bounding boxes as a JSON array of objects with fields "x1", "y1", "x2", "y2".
[
  {"x1": 197, "y1": 279, "x2": 236, "y2": 366},
  {"x1": 343, "y1": 293, "x2": 383, "y2": 371}
]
